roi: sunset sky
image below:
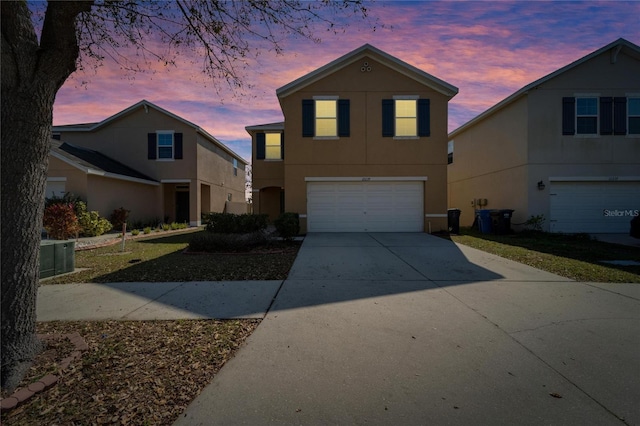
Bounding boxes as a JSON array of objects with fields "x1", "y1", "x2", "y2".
[{"x1": 52, "y1": 1, "x2": 640, "y2": 162}]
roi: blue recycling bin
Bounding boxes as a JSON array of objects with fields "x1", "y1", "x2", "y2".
[{"x1": 477, "y1": 209, "x2": 496, "y2": 234}]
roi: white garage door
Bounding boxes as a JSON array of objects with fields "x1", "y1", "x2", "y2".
[
  {"x1": 307, "y1": 181, "x2": 424, "y2": 232},
  {"x1": 550, "y1": 181, "x2": 640, "y2": 233}
]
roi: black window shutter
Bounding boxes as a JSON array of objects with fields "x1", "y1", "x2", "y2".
[
  {"x1": 147, "y1": 133, "x2": 156, "y2": 159},
  {"x1": 280, "y1": 132, "x2": 285, "y2": 159},
  {"x1": 562, "y1": 97, "x2": 575, "y2": 135},
  {"x1": 600, "y1": 97, "x2": 613, "y2": 135},
  {"x1": 614, "y1": 97, "x2": 627, "y2": 135},
  {"x1": 302, "y1": 99, "x2": 314, "y2": 137},
  {"x1": 338, "y1": 99, "x2": 350, "y2": 137},
  {"x1": 256, "y1": 133, "x2": 266, "y2": 160},
  {"x1": 418, "y1": 99, "x2": 431, "y2": 137},
  {"x1": 174, "y1": 133, "x2": 183, "y2": 159},
  {"x1": 382, "y1": 99, "x2": 394, "y2": 137}
]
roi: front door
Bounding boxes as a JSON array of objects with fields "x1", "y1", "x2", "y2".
[{"x1": 176, "y1": 191, "x2": 190, "y2": 224}]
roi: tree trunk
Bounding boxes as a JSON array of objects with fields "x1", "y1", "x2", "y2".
[{"x1": 1, "y1": 0, "x2": 93, "y2": 391}]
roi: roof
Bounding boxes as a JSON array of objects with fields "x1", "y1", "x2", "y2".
[
  {"x1": 50, "y1": 139, "x2": 159, "y2": 186},
  {"x1": 449, "y1": 38, "x2": 640, "y2": 139},
  {"x1": 52, "y1": 99, "x2": 248, "y2": 165},
  {"x1": 245, "y1": 122, "x2": 285, "y2": 133},
  {"x1": 276, "y1": 44, "x2": 459, "y2": 99}
]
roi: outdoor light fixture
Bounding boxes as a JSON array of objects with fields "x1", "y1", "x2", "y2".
[{"x1": 537, "y1": 180, "x2": 546, "y2": 190}]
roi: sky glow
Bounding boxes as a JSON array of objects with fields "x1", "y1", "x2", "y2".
[{"x1": 52, "y1": 1, "x2": 640, "y2": 162}]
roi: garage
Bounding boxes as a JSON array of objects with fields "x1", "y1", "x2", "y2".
[
  {"x1": 549, "y1": 181, "x2": 640, "y2": 233},
  {"x1": 306, "y1": 180, "x2": 424, "y2": 232}
]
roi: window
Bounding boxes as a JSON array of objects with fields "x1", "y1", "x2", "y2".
[
  {"x1": 227, "y1": 193, "x2": 232, "y2": 202},
  {"x1": 448, "y1": 140, "x2": 454, "y2": 164},
  {"x1": 265, "y1": 133, "x2": 282, "y2": 160},
  {"x1": 315, "y1": 100, "x2": 337, "y2": 137},
  {"x1": 576, "y1": 97, "x2": 598, "y2": 134},
  {"x1": 382, "y1": 97, "x2": 430, "y2": 138},
  {"x1": 233, "y1": 158, "x2": 238, "y2": 176},
  {"x1": 147, "y1": 132, "x2": 183, "y2": 160},
  {"x1": 302, "y1": 98, "x2": 350, "y2": 138},
  {"x1": 629, "y1": 98, "x2": 640, "y2": 134}
]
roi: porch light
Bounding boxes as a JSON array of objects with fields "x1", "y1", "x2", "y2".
[{"x1": 537, "y1": 180, "x2": 546, "y2": 190}]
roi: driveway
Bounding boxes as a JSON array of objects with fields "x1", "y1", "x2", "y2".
[{"x1": 176, "y1": 233, "x2": 640, "y2": 425}]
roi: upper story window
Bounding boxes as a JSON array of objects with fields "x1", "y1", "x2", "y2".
[
  {"x1": 256, "y1": 132, "x2": 284, "y2": 160},
  {"x1": 576, "y1": 97, "x2": 598, "y2": 134},
  {"x1": 629, "y1": 98, "x2": 640, "y2": 134},
  {"x1": 302, "y1": 98, "x2": 350, "y2": 138},
  {"x1": 382, "y1": 97, "x2": 430, "y2": 138},
  {"x1": 447, "y1": 140, "x2": 454, "y2": 164},
  {"x1": 157, "y1": 131, "x2": 174, "y2": 159},
  {"x1": 147, "y1": 131, "x2": 183, "y2": 160},
  {"x1": 233, "y1": 158, "x2": 238, "y2": 176}
]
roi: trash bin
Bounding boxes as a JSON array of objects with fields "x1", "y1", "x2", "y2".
[
  {"x1": 490, "y1": 209, "x2": 515, "y2": 235},
  {"x1": 477, "y1": 209, "x2": 495, "y2": 234},
  {"x1": 631, "y1": 214, "x2": 640, "y2": 239},
  {"x1": 448, "y1": 209, "x2": 461, "y2": 234}
]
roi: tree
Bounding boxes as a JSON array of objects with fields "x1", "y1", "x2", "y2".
[{"x1": 1, "y1": 0, "x2": 374, "y2": 391}]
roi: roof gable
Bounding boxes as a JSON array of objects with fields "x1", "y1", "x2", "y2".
[
  {"x1": 449, "y1": 38, "x2": 640, "y2": 138},
  {"x1": 52, "y1": 100, "x2": 248, "y2": 165},
  {"x1": 276, "y1": 44, "x2": 458, "y2": 99}
]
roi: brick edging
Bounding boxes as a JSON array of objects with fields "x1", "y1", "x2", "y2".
[{"x1": 0, "y1": 333, "x2": 88, "y2": 413}]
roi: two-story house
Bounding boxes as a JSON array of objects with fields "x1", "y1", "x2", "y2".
[
  {"x1": 448, "y1": 38, "x2": 640, "y2": 234},
  {"x1": 247, "y1": 44, "x2": 458, "y2": 233},
  {"x1": 49, "y1": 100, "x2": 247, "y2": 226}
]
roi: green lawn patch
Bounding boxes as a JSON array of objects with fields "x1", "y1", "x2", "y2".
[
  {"x1": 448, "y1": 229, "x2": 640, "y2": 283},
  {"x1": 42, "y1": 231, "x2": 300, "y2": 284}
]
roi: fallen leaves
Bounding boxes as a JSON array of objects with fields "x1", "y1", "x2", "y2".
[{"x1": 1, "y1": 319, "x2": 260, "y2": 425}]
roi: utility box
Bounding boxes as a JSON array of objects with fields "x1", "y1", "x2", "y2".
[{"x1": 40, "y1": 240, "x2": 75, "y2": 279}]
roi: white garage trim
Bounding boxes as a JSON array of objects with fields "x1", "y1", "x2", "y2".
[
  {"x1": 550, "y1": 181, "x2": 640, "y2": 233},
  {"x1": 305, "y1": 176, "x2": 428, "y2": 182},
  {"x1": 307, "y1": 180, "x2": 424, "y2": 232}
]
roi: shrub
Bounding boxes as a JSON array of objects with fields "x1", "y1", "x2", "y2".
[
  {"x1": 203, "y1": 213, "x2": 268, "y2": 234},
  {"x1": 143, "y1": 227, "x2": 152, "y2": 235},
  {"x1": 78, "y1": 210, "x2": 113, "y2": 237},
  {"x1": 45, "y1": 192, "x2": 83, "y2": 209},
  {"x1": 131, "y1": 229, "x2": 140, "y2": 236},
  {"x1": 162, "y1": 224, "x2": 170, "y2": 231},
  {"x1": 43, "y1": 203, "x2": 80, "y2": 240},
  {"x1": 274, "y1": 212, "x2": 300, "y2": 241},
  {"x1": 189, "y1": 231, "x2": 267, "y2": 252},
  {"x1": 110, "y1": 207, "x2": 130, "y2": 230},
  {"x1": 523, "y1": 214, "x2": 545, "y2": 232}
]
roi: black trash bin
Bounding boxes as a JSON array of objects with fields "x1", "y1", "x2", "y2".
[
  {"x1": 448, "y1": 209, "x2": 461, "y2": 234},
  {"x1": 490, "y1": 209, "x2": 515, "y2": 235},
  {"x1": 631, "y1": 214, "x2": 640, "y2": 239}
]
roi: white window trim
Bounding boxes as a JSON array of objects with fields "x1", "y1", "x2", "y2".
[
  {"x1": 157, "y1": 130, "x2": 175, "y2": 161},
  {"x1": 265, "y1": 132, "x2": 283, "y2": 160},
  {"x1": 574, "y1": 94, "x2": 599, "y2": 138},
  {"x1": 313, "y1": 96, "x2": 339, "y2": 139},
  {"x1": 392, "y1": 95, "x2": 419, "y2": 138},
  {"x1": 627, "y1": 94, "x2": 640, "y2": 136}
]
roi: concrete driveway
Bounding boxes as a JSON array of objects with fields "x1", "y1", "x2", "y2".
[{"x1": 176, "y1": 233, "x2": 640, "y2": 425}]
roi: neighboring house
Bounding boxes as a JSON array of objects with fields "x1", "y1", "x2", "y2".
[
  {"x1": 448, "y1": 38, "x2": 640, "y2": 234},
  {"x1": 49, "y1": 100, "x2": 247, "y2": 226},
  {"x1": 247, "y1": 44, "x2": 458, "y2": 233}
]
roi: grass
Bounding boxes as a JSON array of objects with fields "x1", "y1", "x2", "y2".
[
  {"x1": 42, "y1": 230, "x2": 300, "y2": 284},
  {"x1": 447, "y1": 228, "x2": 640, "y2": 283}
]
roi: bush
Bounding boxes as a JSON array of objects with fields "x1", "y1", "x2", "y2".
[
  {"x1": 143, "y1": 227, "x2": 152, "y2": 235},
  {"x1": 43, "y1": 203, "x2": 80, "y2": 240},
  {"x1": 274, "y1": 212, "x2": 300, "y2": 241},
  {"x1": 189, "y1": 231, "x2": 267, "y2": 252},
  {"x1": 203, "y1": 213, "x2": 268, "y2": 234},
  {"x1": 162, "y1": 224, "x2": 171, "y2": 231},
  {"x1": 78, "y1": 210, "x2": 113, "y2": 237},
  {"x1": 110, "y1": 207, "x2": 130, "y2": 230},
  {"x1": 45, "y1": 192, "x2": 83, "y2": 209},
  {"x1": 131, "y1": 229, "x2": 140, "y2": 236}
]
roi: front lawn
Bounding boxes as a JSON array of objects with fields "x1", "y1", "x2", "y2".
[
  {"x1": 448, "y1": 228, "x2": 640, "y2": 283},
  {"x1": 42, "y1": 230, "x2": 300, "y2": 284}
]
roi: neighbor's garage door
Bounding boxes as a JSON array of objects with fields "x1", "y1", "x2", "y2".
[
  {"x1": 550, "y1": 181, "x2": 640, "y2": 233},
  {"x1": 307, "y1": 181, "x2": 423, "y2": 232}
]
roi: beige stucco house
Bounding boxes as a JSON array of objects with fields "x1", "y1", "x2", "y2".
[
  {"x1": 448, "y1": 38, "x2": 640, "y2": 234},
  {"x1": 247, "y1": 44, "x2": 458, "y2": 233},
  {"x1": 49, "y1": 100, "x2": 247, "y2": 226}
]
